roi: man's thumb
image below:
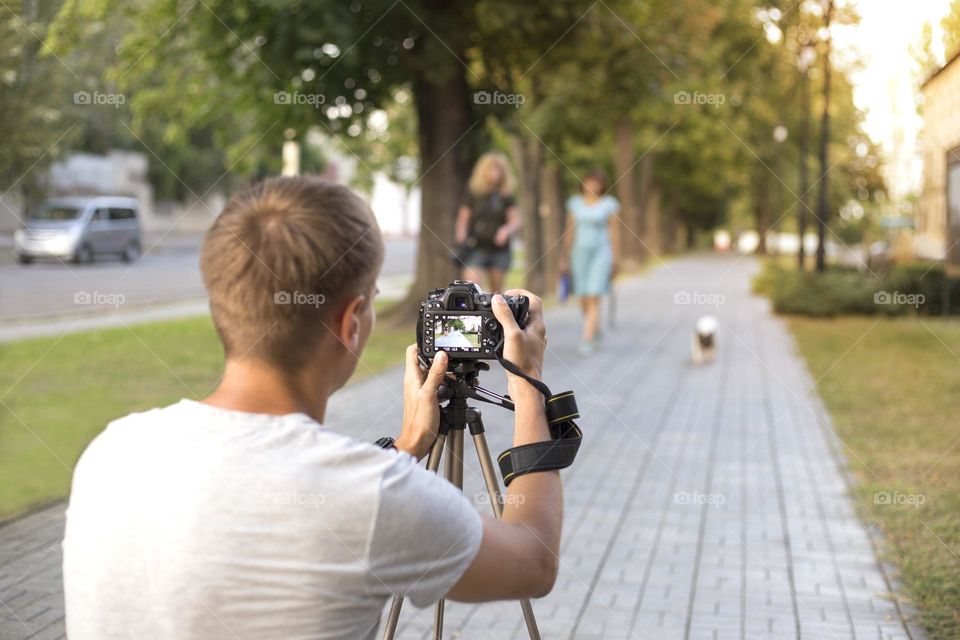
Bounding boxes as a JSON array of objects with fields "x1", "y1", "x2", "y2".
[
  {"x1": 491, "y1": 294, "x2": 519, "y2": 332},
  {"x1": 424, "y1": 351, "x2": 448, "y2": 389}
]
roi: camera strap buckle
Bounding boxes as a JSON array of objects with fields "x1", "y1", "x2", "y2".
[{"x1": 495, "y1": 357, "x2": 583, "y2": 486}]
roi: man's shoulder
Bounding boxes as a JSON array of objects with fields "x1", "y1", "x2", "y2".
[
  {"x1": 81, "y1": 399, "x2": 399, "y2": 477},
  {"x1": 77, "y1": 402, "x2": 176, "y2": 459}
]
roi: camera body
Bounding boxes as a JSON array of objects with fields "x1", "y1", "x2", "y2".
[{"x1": 417, "y1": 281, "x2": 528, "y2": 363}]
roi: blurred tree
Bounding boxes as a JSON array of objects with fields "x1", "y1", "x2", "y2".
[
  {"x1": 34, "y1": 0, "x2": 886, "y2": 287},
  {"x1": 25, "y1": 0, "x2": 262, "y2": 202},
  {"x1": 911, "y1": 22, "x2": 940, "y2": 82},
  {"x1": 0, "y1": 0, "x2": 78, "y2": 206},
  {"x1": 51, "y1": 0, "x2": 484, "y2": 316},
  {"x1": 467, "y1": 0, "x2": 603, "y2": 292},
  {"x1": 339, "y1": 85, "x2": 419, "y2": 234},
  {"x1": 944, "y1": 0, "x2": 960, "y2": 59}
]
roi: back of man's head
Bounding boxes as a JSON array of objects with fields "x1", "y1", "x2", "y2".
[{"x1": 200, "y1": 176, "x2": 384, "y2": 373}]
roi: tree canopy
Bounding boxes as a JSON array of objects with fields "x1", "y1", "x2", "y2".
[{"x1": 0, "y1": 0, "x2": 888, "y2": 293}]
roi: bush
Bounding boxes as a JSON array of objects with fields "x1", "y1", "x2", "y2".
[{"x1": 754, "y1": 260, "x2": 960, "y2": 317}]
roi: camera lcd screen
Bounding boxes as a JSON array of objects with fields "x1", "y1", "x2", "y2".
[{"x1": 433, "y1": 315, "x2": 482, "y2": 352}]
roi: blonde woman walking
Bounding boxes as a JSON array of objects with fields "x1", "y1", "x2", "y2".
[{"x1": 455, "y1": 152, "x2": 521, "y2": 293}]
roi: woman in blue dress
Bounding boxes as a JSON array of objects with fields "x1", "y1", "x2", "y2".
[{"x1": 560, "y1": 170, "x2": 621, "y2": 355}]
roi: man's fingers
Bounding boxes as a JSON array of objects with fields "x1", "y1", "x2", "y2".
[
  {"x1": 492, "y1": 294, "x2": 521, "y2": 336},
  {"x1": 421, "y1": 351, "x2": 448, "y2": 392},
  {"x1": 502, "y1": 288, "x2": 543, "y2": 329},
  {"x1": 404, "y1": 344, "x2": 424, "y2": 385}
]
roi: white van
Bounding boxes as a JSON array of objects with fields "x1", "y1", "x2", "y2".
[{"x1": 14, "y1": 196, "x2": 142, "y2": 264}]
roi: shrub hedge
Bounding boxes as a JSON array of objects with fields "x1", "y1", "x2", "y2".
[{"x1": 753, "y1": 260, "x2": 960, "y2": 317}]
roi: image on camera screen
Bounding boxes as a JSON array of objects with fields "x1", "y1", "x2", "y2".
[{"x1": 433, "y1": 315, "x2": 482, "y2": 352}]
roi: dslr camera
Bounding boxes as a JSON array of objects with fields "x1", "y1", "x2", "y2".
[{"x1": 417, "y1": 281, "x2": 528, "y2": 364}]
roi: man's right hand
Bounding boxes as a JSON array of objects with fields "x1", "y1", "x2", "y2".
[{"x1": 492, "y1": 290, "x2": 546, "y2": 381}]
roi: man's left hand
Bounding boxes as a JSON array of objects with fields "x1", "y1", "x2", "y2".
[{"x1": 396, "y1": 345, "x2": 448, "y2": 459}]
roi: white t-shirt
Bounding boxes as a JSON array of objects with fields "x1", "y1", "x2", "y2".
[{"x1": 63, "y1": 399, "x2": 483, "y2": 640}]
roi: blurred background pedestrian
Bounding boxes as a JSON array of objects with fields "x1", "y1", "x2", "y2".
[
  {"x1": 455, "y1": 152, "x2": 521, "y2": 293},
  {"x1": 560, "y1": 169, "x2": 620, "y2": 355}
]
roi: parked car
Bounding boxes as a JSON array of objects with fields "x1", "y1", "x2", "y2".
[{"x1": 14, "y1": 196, "x2": 142, "y2": 265}]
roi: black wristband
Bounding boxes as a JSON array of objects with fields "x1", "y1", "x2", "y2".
[
  {"x1": 374, "y1": 436, "x2": 397, "y2": 450},
  {"x1": 495, "y1": 357, "x2": 582, "y2": 486}
]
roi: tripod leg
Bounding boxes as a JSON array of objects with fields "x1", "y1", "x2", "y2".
[
  {"x1": 443, "y1": 429, "x2": 464, "y2": 490},
  {"x1": 381, "y1": 597, "x2": 403, "y2": 639},
  {"x1": 472, "y1": 431, "x2": 543, "y2": 640},
  {"x1": 434, "y1": 429, "x2": 467, "y2": 640},
  {"x1": 426, "y1": 433, "x2": 447, "y2": 473},
  {"x1": 433, "y1": 600, "x2": 444, "y2": 640},
  {"x1": 452, "y1": 429, "x2": 464, "y2": 488},
  {"x1": 382, "y1": 435, "x2": 446, "y2": 640}
]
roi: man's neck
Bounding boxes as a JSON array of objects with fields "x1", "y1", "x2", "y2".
[{"x1": 203, "y1": 359, "x2": 330, "y2": 423}]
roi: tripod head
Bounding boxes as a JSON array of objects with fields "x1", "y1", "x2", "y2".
[
  {"x1": 438, "y1": 359, "x2": 486, "y2": 391},
  {"x1": 420, "y1": 354, "x2": 514, "y2": 412}
]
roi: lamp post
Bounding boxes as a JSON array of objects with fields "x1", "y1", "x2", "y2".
[
  {"x1": 281, "y1": 128, "x2": 300, "y2": 177},
  {"x1": 797, "y1": 43, "x2": 816, "y2": 270},
  {"x1": 815, "y1": 0, "x2": 833, "y2": 273}
]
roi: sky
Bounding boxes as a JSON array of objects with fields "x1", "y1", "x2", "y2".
[{"x1": 833, "y1": 0, "x2": 954, "y2": 201}]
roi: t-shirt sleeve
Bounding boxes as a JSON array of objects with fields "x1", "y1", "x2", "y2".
[
  {"x1": 366, "y1": 454, "x2": 483, "y2": 608},
  {"x1": 605, "y1": 195, "x2": 621, "y2": 217}
]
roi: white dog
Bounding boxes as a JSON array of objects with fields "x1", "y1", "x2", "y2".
[{"x1": 691, "y1": 315, "x2": 719, "y2": 365}]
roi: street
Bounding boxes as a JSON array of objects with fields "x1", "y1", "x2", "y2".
[{"x1": 0, "y1": 235, "x2": 417, "y2": 324}]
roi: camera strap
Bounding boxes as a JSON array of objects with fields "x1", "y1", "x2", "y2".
[{"x1": 495, "y1": 357, "x2": 583, "y2": 486}]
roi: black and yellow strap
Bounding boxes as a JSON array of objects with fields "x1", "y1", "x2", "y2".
[{"x1": 495, "y1": 358, "x2": 583, "y2": 486}]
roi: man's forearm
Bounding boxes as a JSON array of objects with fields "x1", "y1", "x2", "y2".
[
  {"x1": 507, "y1": 379, "x2": 550, "y2": 446},
  {"x1": 500, "y1": 379, "x2": 563, "y2": 564}
]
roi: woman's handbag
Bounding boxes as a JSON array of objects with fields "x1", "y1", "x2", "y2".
[{"x1": 558, "y1": 270, "x2": 571, "y2": 303}]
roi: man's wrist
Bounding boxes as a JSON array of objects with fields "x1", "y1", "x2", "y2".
[
  {"x1": 508, "y1": 375, "x2": 545, "y2": 405},
  {"x1": 394, "y1": 432, "x2": 430, "y2": 460}
]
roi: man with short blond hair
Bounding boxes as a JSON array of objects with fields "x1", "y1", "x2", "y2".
[
  {"x1": 200, "y1": 177, "x2": 384, "y2": 370},
  {"x1": 63, "y1": 176, "x2": 563, "y2": 640}
]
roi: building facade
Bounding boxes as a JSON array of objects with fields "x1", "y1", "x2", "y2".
[{"x1": 919, "y1": 51, "x2": 960, "y2": 268}]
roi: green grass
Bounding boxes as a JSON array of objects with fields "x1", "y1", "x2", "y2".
[
  {"x1": 0, "y1": 304, "x2": 412, "y2": 520},
  {"x1": 788, "y1": 316, "x2": 960, "y2": 638}
]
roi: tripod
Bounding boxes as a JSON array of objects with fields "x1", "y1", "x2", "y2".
[{"x1": 382, "y1": 361, "x2": 542, "y2": 640}]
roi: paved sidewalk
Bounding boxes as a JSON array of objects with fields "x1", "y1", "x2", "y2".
[{"x1": 0, "y1": 255, "x2": 919, "y2": 639}]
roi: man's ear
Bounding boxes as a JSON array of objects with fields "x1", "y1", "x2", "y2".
[{"x1": 337, "y1": 295, "x2": 367, "y2": 352}]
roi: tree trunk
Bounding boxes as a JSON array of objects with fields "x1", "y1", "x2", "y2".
[
  {"x1": 663, "y1": 204, "x2": 679, "y2": 253},
  {"x1": 386, "y1": 64, "x2": 474, "y2": 323},
  {"x1": 613, "y1": 117, "x2": 643, "y2": 266},
  {"x1": 798, "y1": 66, "x2": 811, "y2": 270},
  {"x1": 637, "y1": 152, "x2": 656, "y2": 259},
  {"x1": 643, "y1": 173, "x2": 662, "y2": 257},
  {"x1": 754, "y1": 175, "x2": 770, "y2": 255},
  {"x1": 511, "y1": 135, "x2": 546, "y2": 295},
  {"x1": 540, "y1": 162, "x2": 566, "y2": 290},
  {"x1": 815, "y1": 0, "x2": 834, "y2": 273}
]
